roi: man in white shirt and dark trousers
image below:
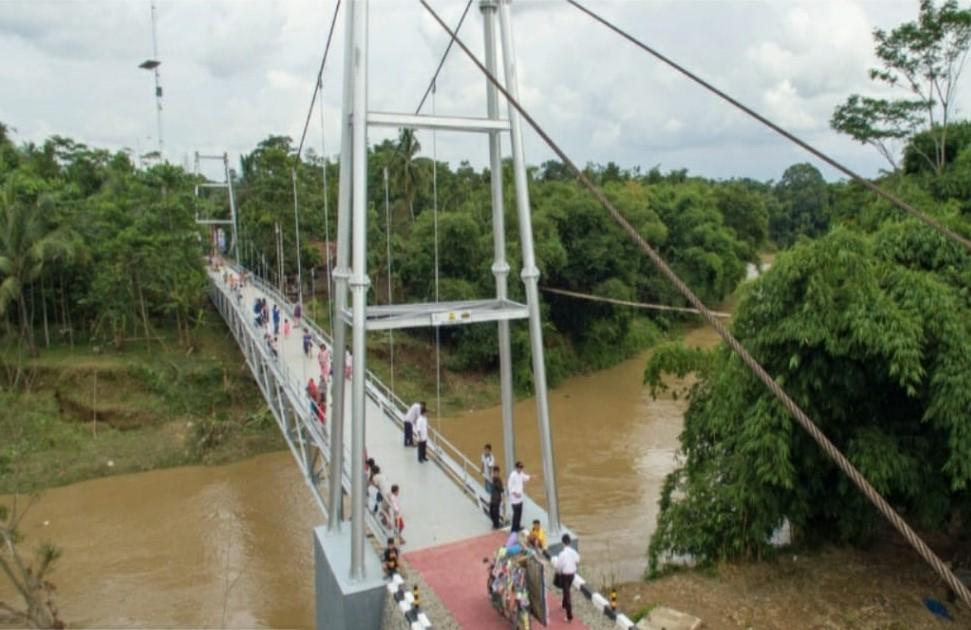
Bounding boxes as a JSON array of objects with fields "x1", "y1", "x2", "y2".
[
  {"x1": 403, "y1": 401, "x2": 422, "y2": 447},
  {"x1": 415, "y1": 404, "x2": 429, "y2": 463},
  {"x1": 554, "y1": 533, "x2": 580, "y2": 623},
  {"x1": 481, "y1": 443, "x2": 495, "y2": 492},
  {"x1": 507, "y1": 461, "x2": 530, "y2": 532}
]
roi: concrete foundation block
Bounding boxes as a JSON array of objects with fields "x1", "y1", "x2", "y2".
[
  {"x1": 314, "y1": 524, "x2": 387, "y2": 630},
  {"x1": 636, "y1": 605, "x2": 703, "y2": 630}
]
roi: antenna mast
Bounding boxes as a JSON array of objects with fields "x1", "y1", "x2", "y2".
[{"x1": 138, "y1": 1, "x2": 164, "y2": 159}]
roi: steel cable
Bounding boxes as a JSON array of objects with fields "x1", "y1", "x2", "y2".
[
  {"x1": 565, "y1": 0, "x2": 971, "y2": 255},
  {"x1": 415, "y1": 0, "x2": 474, "y2": 115},
  {"x1": 296, "y1": 0, "x2": 342, "y2": 158},
  {"x1": 417, "y1": 0, "x2": 971, "y2": 608},
  {"x1": 540, "y1": 286, "x2": 732, "y2": 318}
]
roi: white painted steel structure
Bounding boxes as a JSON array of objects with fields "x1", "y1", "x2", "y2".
[
  {"x1": 194, "y1": 151, "x2": 240, "y2": 262},
  {"x1": 208, "y1": 265, "x2": 517, "y2": 547},
  {"x1": 331, "y1": 0, "x2": 564, "y2": 581}
]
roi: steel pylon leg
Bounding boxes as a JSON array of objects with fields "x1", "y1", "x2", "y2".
[
  {"x1": 328, "y1": 0, "x2": 356, "y2": 535},
  {"x1": 497, "y1": 0, "x2": 562, "y2": 536},
  {"x1": 480, "y1": 0, "x2": 516, "y2": 520},
  {"x1": 347, "y1": 0, "x2": 371, "y2": 582}
]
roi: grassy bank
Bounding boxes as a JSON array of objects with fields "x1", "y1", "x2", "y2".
[
  {"x1": 618, "y1": 539, "x2": 966, "y2": 629},
  {"x1": 0, "y1": 318, "x2": 281, "y2": 494}
]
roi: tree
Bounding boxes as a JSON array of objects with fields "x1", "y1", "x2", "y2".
[
  {"x1": 0, "y1": 499, "x2": 63, "y2": 629},
  {"x1": 713, "y1": 181, "x2": 769, "y2": 258},
  {"x1": 0, "y1": 181, "x2": 74, "y2": 353},
  {"x1": 392, "y1": 129, "x2": 421, "y2": 222},
  {"x1": 647, "y1": 227, "x2": 971, "y2": 572},
  {"x1": 771, "y1": 163, "x2": 829, "y2": 247},
  {"x1": 831, "y1": 0, "x2": 971, "y2": 172}
]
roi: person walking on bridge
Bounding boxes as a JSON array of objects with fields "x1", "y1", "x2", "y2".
[
  {"x1": 508, "y1": 461, "x2": 531, "y2": 532},
  {"x1": 272, "y1": 303, "x2": 280, "y2": 335},
  {"x1": 302, "y1": 328, "x2": 313, "y2": 357},
  {"x1": 317, "y1": 344, "x2": 331, "y2": 382},
  {"x1": 390, "y1": 484, "x2": 405, "y2": 545},
  {"x1": 415, "y1": 404, "x2": 429, "y2": 463},
  {"x1": 307, "y1": 378, "x2": 321, "y2": 419},
  {"x1": 481, "y1": 444, "x2": 495, "y2": 492},
  {"x1": 403, "y1": 401, "x2": 423, "y2": 447},
  {"x1": 554, "y1": 534, "x2": 580, "y2": 623},
  {"x1": 489, "y1": 465, "x2": 504, "y2": 529}
]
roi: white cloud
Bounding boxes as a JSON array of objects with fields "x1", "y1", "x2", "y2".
[
  {"x1": 0, "y1": 0, "x2": 956, "y2": 181},
  {"x1": 763, "y1": 79, "x2": 815, "y2": 129}
]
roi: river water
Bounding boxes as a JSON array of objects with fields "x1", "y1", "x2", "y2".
[
  {"x1": 439, "y1": 325, "x2": 720, "y2": 585},
  {"x1": 0, "y1": 326, "x2": 720, "y2": 627}
]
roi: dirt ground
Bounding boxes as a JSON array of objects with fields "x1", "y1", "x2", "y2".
[{"x1": 616, "y1": 542, "x2": 970, "y2": 629}]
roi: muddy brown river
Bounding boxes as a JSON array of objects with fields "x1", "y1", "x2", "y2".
[
  {"x1": 0, "y1": 326, "x2": 720, "y2": 628},
  {"x1": 440, "y1": 325, "x2": 720, "y2": 586}
]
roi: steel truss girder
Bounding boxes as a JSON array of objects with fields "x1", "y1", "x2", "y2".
[
  {"x1": 206, "y1": 280, "x2": 393, "y2": 543},
  {"x1": 338, "y1": 298, "x2": 528, "y2": 330},
  {"x1": 366, "y1": 111, "x2": 511, "y2": 133}
]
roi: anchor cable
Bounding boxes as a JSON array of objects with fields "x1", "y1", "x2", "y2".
[
  {"x1": 417, "y1": 0, "x2": 971, "y2": 608},
  {"x1": 296, "y1": 0, "x2": 342, "y2": 158},
  {"x1": 564, "y1": 0, "x2": 971, "y2": 254}
]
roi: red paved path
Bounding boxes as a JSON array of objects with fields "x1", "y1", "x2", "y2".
[{"x1": 404, "y1": 531, "x2": 586, "y2": 629}]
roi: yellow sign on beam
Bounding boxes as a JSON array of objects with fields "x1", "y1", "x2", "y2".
[{"x1": 430, "y1": 310, "x2": 472, "y2": 326}]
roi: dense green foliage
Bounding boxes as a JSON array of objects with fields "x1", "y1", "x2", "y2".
[
  {"x1": 1, "y1": 121, "x2": 802, "y2": 397},
  {"x1": 0, "y1": 125, "x2": 212, "y2": 353},
  {"x1": 647, "y1": 144, "x2": 971, "y2": 573},
  {"x1": 769, "y1": 163, "x2": 830, "y2": 248},
  {"x1": 231, "y1": 133, "x2": 771, "y2": 390},
  {"x1": 645, "y1": 3, "x2": 971, "y2": 572}
]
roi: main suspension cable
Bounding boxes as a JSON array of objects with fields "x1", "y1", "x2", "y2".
[
  {"x1": 415, "y1": 0, "x2": 474, "y2": 115},
  {"x1": 296, "y1": 0, "x2": 342, "y2": 158},
  {"x1": 318, "y1": 76, "x2": 335, "y2": 339},
  {"x1": 540, "y1": 286, "x2": 732, "y2": 318},
  {"x1": 565, "y1": 0, "x2": 971, "y2": 254},
  {"x1": 417, "y1": 0, "x2": 971, "y2": 608}
]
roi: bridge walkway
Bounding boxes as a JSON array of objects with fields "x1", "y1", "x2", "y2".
[
  {"x1": 208, "y1": 264, "x2": 589, "y2": 628},
  {"x1": 211, "y1": 264, "x2": 497, "y2": 551}
]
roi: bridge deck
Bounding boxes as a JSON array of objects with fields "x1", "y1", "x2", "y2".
[
  {"x1": 215, "y1": 267, "x2": 494, "y2": 550},
  {"x1": 210, "y1": 266, "x2": 576, "y2": 628}
]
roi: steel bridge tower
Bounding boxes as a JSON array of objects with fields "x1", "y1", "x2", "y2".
[
  {"x1": 193, "y1": 151, "x2": 239, "y2": 262},
  {"x1": 317, "y1": 1, "x2": 564, "y2": 623}
]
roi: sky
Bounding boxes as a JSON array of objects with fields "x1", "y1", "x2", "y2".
[{"x1": 0, "y1": 0, "x2": 963, "y2": 183}]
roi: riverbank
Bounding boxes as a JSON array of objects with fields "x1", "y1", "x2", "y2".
[
  {"x1": 0, "y1": 320, "x2": 281, "y2": 494},
  {"x1": 617, "y1": 539, "x2": 967, "y2": 628}
]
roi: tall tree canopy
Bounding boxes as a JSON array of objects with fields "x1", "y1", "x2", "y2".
[{"x1": 831, "y1": 0, "x2": 971, "y2": 172}]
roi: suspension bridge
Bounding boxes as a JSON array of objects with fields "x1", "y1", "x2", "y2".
[{"x1": 194, "y1": 1, "x2": 971, "y2": 629}]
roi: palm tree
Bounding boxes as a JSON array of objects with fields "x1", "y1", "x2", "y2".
[
  {"x1": 392, "y1": 129, "x2": 421, "y2": 222},
  {"x1": 0, "y1": 182, "x2": 74, "y2": 354}
]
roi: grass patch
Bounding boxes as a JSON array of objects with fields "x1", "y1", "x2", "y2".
[{"x1": 0, "y1": 317, "x2": 281, "y2": 494}]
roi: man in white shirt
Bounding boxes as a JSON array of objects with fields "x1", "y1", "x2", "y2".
[
  {"x1": 403, "y1": 401, "x2": 422, "y2": 447},
  {"x1": 481, "y1": 443, "x2": 495, "y2": 492},
  {"x1": 553, "y1": 533, "x2": 580, "y2": 622},
  {"x1": 415, "y1": 404, "x2": 429, "y2": 463},
  {"x1": 507, "y1": 461, "x2": 530, "y2": 532}
]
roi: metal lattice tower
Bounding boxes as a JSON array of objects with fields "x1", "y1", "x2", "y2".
[{"x1": 328, "y1": 0, "x2": 563, "y2": 580}]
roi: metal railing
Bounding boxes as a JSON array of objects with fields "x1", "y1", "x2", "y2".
[
  {"x1": 208, "y1": 267, "x2": 395, "y2": 545},
  {"x1": 212, "y1": 263, "x2": 441, "y2": 630},
  {"x1": 227, "y1": 262, "x2": 494, "y2": 515}
]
